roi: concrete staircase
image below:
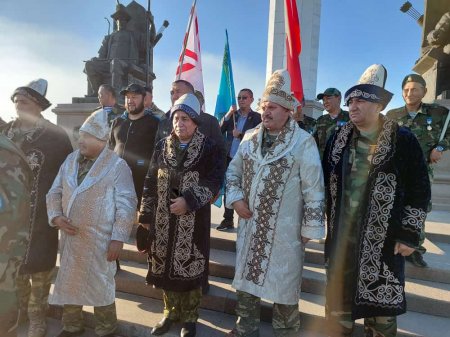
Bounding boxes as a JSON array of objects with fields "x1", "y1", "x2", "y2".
[{"x1": 42, "y1": 208, "x2": 450, "y2": 337}]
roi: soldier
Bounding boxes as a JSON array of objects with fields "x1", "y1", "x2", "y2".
[
  {"x1": 292, "y1": 100, "x2": 316, "y2": 134},
  {"x1": 143, "y1": 85, "x2": 165, "y2": 121},
  {"x1": 0, "y1": 134, "x2": 32, "y2": 337},
  {"x1": 314, "y1": 88, "x2": 349, "y2": 159},
  {"x1": 386, "y1": 74, "x2": 450, "y2": 267}
]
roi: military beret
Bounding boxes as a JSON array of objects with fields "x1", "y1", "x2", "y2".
[{"x1": 402, "y1": 74, "x2": 426, "y2": 88}]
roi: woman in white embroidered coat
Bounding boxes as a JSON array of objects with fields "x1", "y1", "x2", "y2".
[
  {"x1": 46, "y1": 110, "x2": 137, "y2": 336},
  {"x1": 225, "y1": 69, "x2": 325, "y2": 337}
]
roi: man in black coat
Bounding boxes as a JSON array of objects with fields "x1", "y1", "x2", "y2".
[
  {"x1": 1, "y1": 79, "x2": 73, "y2": 337},
  {"x1": 216, "y1": 88, "x2": 261, "y2": 231}
]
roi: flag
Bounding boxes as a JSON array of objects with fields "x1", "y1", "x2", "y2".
[
  {"x1": 214, "y1": 30, "x2": 236, "y2": 122},
  {"x1": 285, "y1": 0, "x2": 304, "y2": 103},
  {"x1": 176, "y1": 1, "x2": 204, "y2": 97}
]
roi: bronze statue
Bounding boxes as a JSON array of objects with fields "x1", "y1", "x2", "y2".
[{"x1": 84, "y1": 2, "x2": 168, "y2": 97}]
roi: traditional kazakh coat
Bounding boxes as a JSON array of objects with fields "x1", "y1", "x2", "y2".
[
  {"x1": 0, "y1": 117, "x2": 72, "y2": 274},
  {"x1": 139, "y1": 129, "x2": 225, "y2": 292},
  {"x1": 323, "y1": 117, "x2": 431, "y2": 319},
  {"x1": 46, "y1": 147, "x2": 137, "y2": 306},
  {"x1": 226, "y1": 118, "x2": 325, "y2": 305}
]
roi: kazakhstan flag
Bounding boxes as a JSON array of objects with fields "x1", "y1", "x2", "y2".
[{"x1": 214, "y1": 30, "x2": 236, "y2": 121}]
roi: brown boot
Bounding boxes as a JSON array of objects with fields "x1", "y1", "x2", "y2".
[{"x1": 27, "y1": 311, "x2": 47, "y2": 337}]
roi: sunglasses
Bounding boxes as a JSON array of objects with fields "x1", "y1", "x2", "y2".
[{"x1": 237, "y1": 96, "x2": 249, "y2": 100}]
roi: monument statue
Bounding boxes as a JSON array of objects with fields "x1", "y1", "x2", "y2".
[
  {"x1": 84, "y1": 1, "x2": 168, "y2": 97},
  {"x1": 410, "y1": 0, "x2": 450, "y2": 100}
]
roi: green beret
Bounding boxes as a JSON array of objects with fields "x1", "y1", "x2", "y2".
[{"x1": 402, "y1": 74, "x2": 426, "y2": 88}]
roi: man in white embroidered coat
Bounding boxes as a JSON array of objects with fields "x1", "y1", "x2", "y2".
[
  {"x1": 46, "y1": 110, "x2": 137, "y2": 337},
  {"x1": 225, "y1": 69, "x2": 325, "y2": 337}
]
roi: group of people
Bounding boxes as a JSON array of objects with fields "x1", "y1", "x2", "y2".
[{"x1": 0, "y1": 62, "x2": 448, "y2": 337}]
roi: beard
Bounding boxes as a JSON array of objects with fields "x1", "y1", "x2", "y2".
[{"x1": 128, "y1": 101, "x2": 145, "y2": 115}]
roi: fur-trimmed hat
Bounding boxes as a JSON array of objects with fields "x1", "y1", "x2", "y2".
[
  {"x1": 344, "y1": 64, "x2": 393, "y2": 110},
  {"x1": 262, "y1": 69, "x2": 295, "y2": 111},
  {"x1": 170, "y1": 93, "x2": 201, "y2": 124},
  {"x1": 79, "y1": 109, "x2": 109, "y2": 141},
  {"x1": 11, "y1": 79, "x2": 51, "y2": 111}
]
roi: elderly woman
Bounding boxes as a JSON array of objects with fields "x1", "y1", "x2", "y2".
[{"x1": 139, "y1": 93, "x2": 225, "y2": 337}]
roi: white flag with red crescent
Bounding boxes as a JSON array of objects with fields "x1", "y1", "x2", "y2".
[{"x1": 175, "y1": 4, "x2": 204, "y2": 97}]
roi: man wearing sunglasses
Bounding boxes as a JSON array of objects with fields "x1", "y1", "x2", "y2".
[{"x1": 217, "y1": 89, "x2": 261, "y2": 231}]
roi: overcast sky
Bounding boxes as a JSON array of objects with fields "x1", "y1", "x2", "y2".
[{"x1": 0, "y1": 0, "x2": 424, "y2": 123}]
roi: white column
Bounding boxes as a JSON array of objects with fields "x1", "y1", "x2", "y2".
[{"x1": 266, "y1": 0, "x2": 322, "y2": 109}]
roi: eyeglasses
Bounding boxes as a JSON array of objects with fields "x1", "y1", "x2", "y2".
[{"x1": 237, "y1": 96, "x2": 248, "y2": 100}]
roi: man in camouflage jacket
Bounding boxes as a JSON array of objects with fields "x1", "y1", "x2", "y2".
[
  {"x1": 0, "y1": 134, "x2": 32, "y2": 337},
  {"x1": 386, "y1": 74, "x2": 450, "y2": 267}
]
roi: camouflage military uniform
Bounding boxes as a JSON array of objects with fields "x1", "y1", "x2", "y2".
[
  {"x1": 386, "y1": 103, "x2": 450, "y2": 254},
  {"x1": 297, "y1": 115, "x2": 316, "y2": 135},
  {"x1": 0, "y1": 135, "x2": 31, "y2": 337},
  {"x1": 314, "y1": 109, "x2": 349, "y2": 159},
  {"x1": 233, "y1": 290, "x2": 300, "y2": 337},
  {"x1": 386, "y1": 103, "x2": 450, "y2": 180},
  {"x1": 325, "y1": 128, "x2": 397, "y2": 337}
]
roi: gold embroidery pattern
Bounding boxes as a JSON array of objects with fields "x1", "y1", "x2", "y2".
[
  {"x1": 153, "y1": 168, "x2": 170, "y2": 275},
  {"x1": 244, "y1": 157, "x2": 291, "y2": 286},
  {"x1": 184, "y1": 131, "x2": 205, "y2": 169}
]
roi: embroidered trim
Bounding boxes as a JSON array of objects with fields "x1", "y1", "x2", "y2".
[
  {"x1": 356, "y1": 172, "x2": 403, "y2": 308},
  {"x1": 23, "y1": 149, "x2": 44, "y2": 265},
  {"x1": 153, "y1": 168, "x2": 170, "y2": 275},
  {"x1": 243, "y1": 157, "x2": 292, "y2": 286},
  {"x1": 328, "y1": 173, "x2": 338, "y2": 236},
  {"x1": 242, "y1": 154, "x2": 255, "y2": 202},
  {"x1": 371, "y1": 120, "x2": 395, "y2": 166},
  {"x1": 345, "y1": 89, "x2": 381, "y2": 103},
  {"x1": 331, "y1": 123, "x2": 352, "y2": 165},
  {"x1": 303, "y1": 200, "x2": 325, "y2": 226},
  {"x1": 401, "y1": 205, "x2": 426, "y2": 232}
]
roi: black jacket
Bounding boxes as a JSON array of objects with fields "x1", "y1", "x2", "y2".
[
  {"x1": 109, "y1": 112, "x2": 160, "y2": 206},
  {"x1": 220, "y1": 109, "x2": 261, "y2": 157}
]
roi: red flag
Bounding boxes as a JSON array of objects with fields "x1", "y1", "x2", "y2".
[
  {"x1": 285, "y1": 0, "x2": 304, "y2": 102},
  {"x1": 175, "y1": 2, "x2": 204, "y2": 96}
]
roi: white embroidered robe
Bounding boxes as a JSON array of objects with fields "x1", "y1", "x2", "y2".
[
  {"x1": 46, "y1": 147, "x2": 137, "y2": 306},
  {"x1": 226, "y1": 118, "x2": 325, "y2": 305}
]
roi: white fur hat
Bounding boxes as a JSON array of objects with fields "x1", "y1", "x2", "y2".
[{"x1": 261, "y1": 69, "x2": 295, "y2": 111}]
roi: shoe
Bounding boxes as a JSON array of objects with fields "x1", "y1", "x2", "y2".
[
  {"x1": 405, "y1": 251, "x2": 428, "y2": 268},
  {"x1": 216, "y1": 219, "x2": 234, "y2": 231},
  {"x1": 180, "y1": 322, "x2": 196, "y2": 337},
  {"x1": 151, "y1": 317, "x2": 173, "y2": 335},
  {"x1": 55, "y1": 329, "x2": 85, "y2": 337}
]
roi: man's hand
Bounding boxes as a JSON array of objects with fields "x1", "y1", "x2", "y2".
[
  {"x1": 430, "y1": 148, "x2": 443, "y2": 164},
  {"x1": 170, "y1": 197, "x2": 189, "y2": 216},
  {"x1": 394, "y1": 242, "x2": 415, "y2": 256},
  {"x1": 232, "y1": 200, "x2": 253, "y2": 219},
  {"x1": 301, "y1": 236, "x2": 311, "y2": 244},
  {"x1": 232, "y1": 128, "x2": 241, "y2": 138},
  {"x1": 52, "y1": 216, "x2": 78, "y2": 235},
  {"x1": 107, "y1": 240, "x2": 124, "y2": 262},
  {"x1": 225, "y1": 105, "x2": 237, "y2": 120}
]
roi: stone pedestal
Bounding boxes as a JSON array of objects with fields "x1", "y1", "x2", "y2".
[
  {"x1": 266, "y1": 0, "x2": 321, "y2": 113},
  {"x1": 431, "y1": 99, "x2": 450, "y2": 211},
  {"x1": 52, "y1": 98, "x2": 99, "y2": 149}
]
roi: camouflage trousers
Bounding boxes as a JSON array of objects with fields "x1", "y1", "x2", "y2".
[
  {"x1": 16, "y1": 268, "x2": 54, "y2": 322},
  {"x1": 234, "y1": 290, "x2": 300, "y2": 337},
  {"x1": 62, "y1": 303, "x2": 117, "y2": 336},
  {"x1": 326, "y1": 310, "x2": 397, "y2": 337},
  {"x1": 163, "y1": 288, "x2": 202, "y2": 323},
  {"x1": 0, "y1": 255, "x2": 23, "y2": 337}
]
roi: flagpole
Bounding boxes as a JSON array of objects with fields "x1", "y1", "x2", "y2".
[
  {"x1": 145, "y1": 0, "x2": 151, "y2": 86},
  {"x1": 177, "y1": 0, "x2": 197, "y2": 80}
]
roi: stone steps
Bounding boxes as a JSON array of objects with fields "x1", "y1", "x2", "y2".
[{"x1": 111, "y1": 260, "x2": 450, "y2": 337}]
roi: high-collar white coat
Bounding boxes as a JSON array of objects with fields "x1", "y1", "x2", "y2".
[{"x1": 226, "y1": 118, "x2": 325, "y2": 305}]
